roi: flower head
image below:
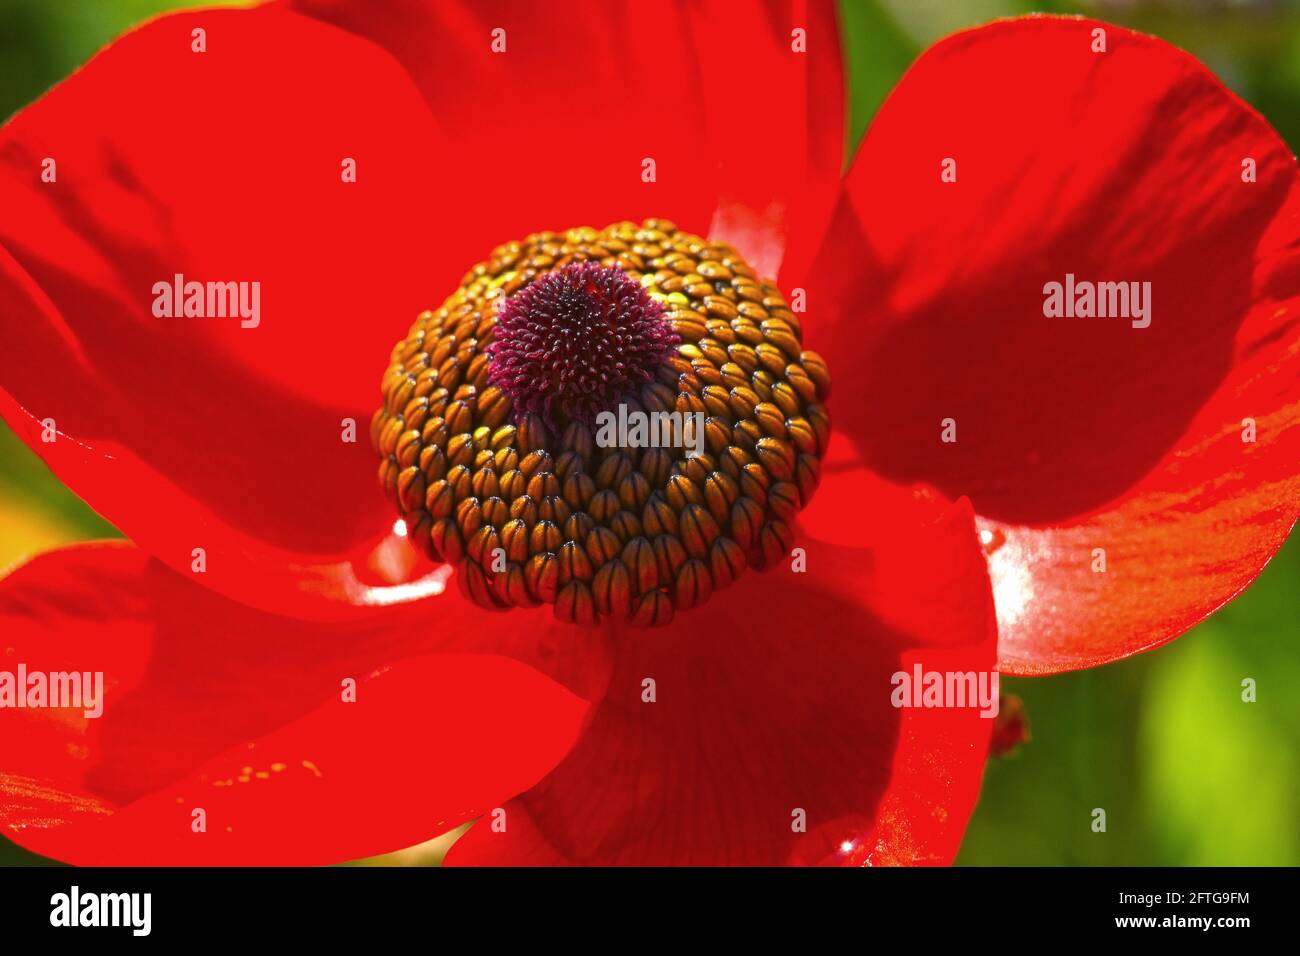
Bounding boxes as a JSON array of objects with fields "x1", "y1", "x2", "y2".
[
  {"x1": 0, "y1": 2, "x2": 1294, "y2": 868},
  {"x1": 374, "y1": 220, "x2": 828, "y2": 625}
]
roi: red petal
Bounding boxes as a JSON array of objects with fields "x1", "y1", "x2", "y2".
[
  {"x1": 446, "y1": 471, "x2": 997, "y2": 866},
  {"x1": 0, "y1": 6, "x2": 477, "y2": 618},
  {"x1": 291, "y1": 0, "x2": 845, "y2": 282},
  {"x1": 0, "y1": 543, "x2": 590, "y2": 864},
  {"x1": 0, "y1": 2, "x2": 843, "y2": 621},
  {"x1": 811, "y1": 17, "x2": 1300, "y2": 673},
  {"x1": 687, "y1": 0, "x2": 846, "y2": 286}
]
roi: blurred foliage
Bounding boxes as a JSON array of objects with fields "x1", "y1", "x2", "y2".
[
  {"x1": 839, "y1": 0, "x2": 921, "y2": 160},
  {"x1": 0, "y1": 0, "x2": 1296, "y2": 867},
  {"x1": 0, "y1": 423, "x2": 119, "y2": 568}
]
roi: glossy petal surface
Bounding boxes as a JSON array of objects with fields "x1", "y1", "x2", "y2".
[{"x1": 812, "y1": 17, "x2": 1300, "y2": 671}]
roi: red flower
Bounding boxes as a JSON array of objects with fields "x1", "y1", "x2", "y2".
[{"x1": 0, "y1": 2, "x2": 1294, "y2": 866}]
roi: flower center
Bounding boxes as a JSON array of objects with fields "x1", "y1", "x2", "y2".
[
  {"x1": 372, "y1": 220, "x2": 831, "y2": 627},
  {"x1": 487, "y1": 261, "x2": 679, "y2": 428}
]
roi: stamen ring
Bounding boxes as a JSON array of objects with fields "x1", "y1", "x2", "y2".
[{"x1": 372, "y1": 219, "x2": 831, "y2": 627}]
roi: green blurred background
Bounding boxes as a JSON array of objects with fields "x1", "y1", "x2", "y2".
[{"x1": 1, "y1": 0, "x2": 1297, "y2": 866}]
